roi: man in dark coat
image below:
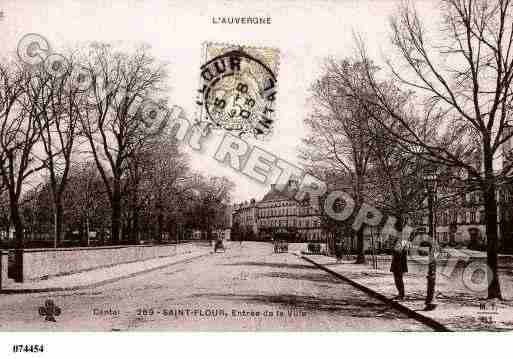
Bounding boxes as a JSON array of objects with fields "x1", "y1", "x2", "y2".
[
  {"x1": 335, "y1": 240, "x2": 345, "y2": 262},
  {"x1": 390, "y1": 238, "x2": 408, "y2": 300}
]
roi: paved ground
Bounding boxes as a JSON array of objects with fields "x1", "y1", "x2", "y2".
[
  {"x1": 304, "y1": 253, "x2": 513, "y2": 331},
  {"x1": 0, "y1": 242, "x2": 431, "y2": 331}
]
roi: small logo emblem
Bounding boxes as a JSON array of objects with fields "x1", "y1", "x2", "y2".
[
  {"x1": 476, "y1": 301, "x2": 499, "y2": 325},
  {"x1": 38, "y1": 299, "x2": 61, "y2": 322}
]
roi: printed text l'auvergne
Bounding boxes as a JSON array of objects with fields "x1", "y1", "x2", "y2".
[{"x1": 212, "y1": 16, "x2": 271, "y2": 25}]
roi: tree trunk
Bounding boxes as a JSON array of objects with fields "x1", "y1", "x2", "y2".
[
  {"x1": 355, "y1": 225, "x2": 366, "y2": 264},
  {"x1": 9, "y1": 200, "x2": 24, "y2": 282},
  {"x1": 157, "y1": 209, "x2": 163, "y2": 244},
  {"x1": 111, "y1": 181, "x2": 122, "y2": 245},
  {"x1": 127, "y1": 188, "x2": 140, "y2": 244},
  {"x1": 354, "y1": 175, "x2": 366, "y2": 264},
  {"x1": 425, "y1": 190, "x2": 437, "y2": 309},
  {"x1": 133, "y1": 207, "x2": 140, "y2": 243},
  {"x1": 53, "y1": 200, "x2": 64, "y2": 248},
  {"x1": 86, "y1": 217, "x2": 91, "y2": 246},
  {"x1": 483, "y1": 148, "x2": 502, "y2": 299},
  {"x1": 10, "y1": 203, "x2": 23, "y2": 246}
]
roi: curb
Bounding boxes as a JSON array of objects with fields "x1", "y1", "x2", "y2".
[
  {"x1": 0, "y1": 253, "x2": 209, "y2": 294},
  {"x1": 298, "y1": 254, "x2": 451, "y2": 332}
]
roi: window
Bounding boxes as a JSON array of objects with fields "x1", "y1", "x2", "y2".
[{"x1": 470, "y1": 211, "x2": 476, "y2": 223}]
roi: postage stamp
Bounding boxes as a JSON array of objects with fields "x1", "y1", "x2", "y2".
[{"x1": 195, "y1": 43, "x2": 279, "y2": 139}]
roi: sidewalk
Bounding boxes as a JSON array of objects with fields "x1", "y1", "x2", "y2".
[
  {"x1": 1, "y1": 246, "x2": 210, "y2": 294},
  {"x1": 300, "y1": 253, "x2": 513, "y2": 331}
]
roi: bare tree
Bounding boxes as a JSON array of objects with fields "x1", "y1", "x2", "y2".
[
  {"x1": 300, "y1": 59, "x2": 376, "y2": 264},
  {"x1": 125, "y1": 134, "x2": 189, "y2": 243},
  {"x1": 63, "y1": 162, "x2": 110, "y2": 246},
  {"x1": 351, "y1": 0, "x2": 513, "y2": 299},
  {"x1": 367, "y1": 122, "x2": 428, "y2": 235},
  {"x1": 80, "y1": 43, "x2": 168, "y2": 243},
  {"x1": 29, "y1": 56, "x2": 84, "y2": 247},
  {"x1": 182, "y1": 175, "x2": 235, "y2": 241},
  {"x1": 0, "y1": 60, "x2": 45, "y2": 281}
]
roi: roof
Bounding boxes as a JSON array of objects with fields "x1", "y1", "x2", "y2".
[
  {"x1": 260, "y1": 183, "x2": 305, "y2": 204},
  {"x1": 261, "y1": 190, "x2": 295, "y2": 202}
]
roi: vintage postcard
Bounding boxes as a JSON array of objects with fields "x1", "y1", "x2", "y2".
[{"x1": 0, "y1": 0, "x2": 513, "y2": 343}]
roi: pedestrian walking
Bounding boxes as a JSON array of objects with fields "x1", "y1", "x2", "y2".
[
  {"x1": 390, "y1": 237, "x2": 408, "y2": 300},
  {"x1": 335, "y1": 240, "x2": 344, "y2": 262}
]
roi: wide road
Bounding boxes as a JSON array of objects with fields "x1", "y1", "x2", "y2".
[{"x1": 0, "y1": 242, "x2": 431, "y2": 331}]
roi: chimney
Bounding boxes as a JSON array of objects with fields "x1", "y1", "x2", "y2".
[{"x1": 270, "y1": 184, "x2": 276, "y2": 191}]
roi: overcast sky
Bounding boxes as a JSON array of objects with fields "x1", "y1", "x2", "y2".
[{"x1": 0, "y1": 0, "x2": 438, "y2": 202}]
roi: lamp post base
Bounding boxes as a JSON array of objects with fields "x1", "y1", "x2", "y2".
[{"x1": 424, "y1": 303, "x2": 437, "y2": 311}]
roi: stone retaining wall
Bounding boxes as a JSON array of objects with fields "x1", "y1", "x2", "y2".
[{"x1": 1, "y1": 243, "x2": 194, "y2": 284}]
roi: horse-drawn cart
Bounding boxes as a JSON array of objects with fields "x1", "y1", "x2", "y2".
[
  {"x1": 273, "y1": 240, "x2": 288, "y2": 253},
  {"x1": 273, "y1": 231, "x2": 289, "y2": 253},
  {"x1": 214, "y1": 238, "x2": 225, "y2": 252}
]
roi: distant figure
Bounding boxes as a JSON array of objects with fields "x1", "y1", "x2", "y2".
[
  {"x1": 390, "y1": 238, "x2": 408, "y2": 300},
  {"x1": 214, "y1": 238, "x2": 219, "y2": 252},
  {"x1": 211, "y1": 234, "x2": 217, "y2": 253},
  {"x1": 335, "y1": 241, "x2": 345, "y2": 262}
]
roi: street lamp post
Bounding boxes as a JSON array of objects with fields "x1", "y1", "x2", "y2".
[{"x1": 424, "y1": 173, "x2": 438, "y2": 311}]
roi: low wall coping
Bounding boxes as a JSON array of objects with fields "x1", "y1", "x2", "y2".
[{"x1": 7, "y1": 242, "x2": 191, "y2": 254}]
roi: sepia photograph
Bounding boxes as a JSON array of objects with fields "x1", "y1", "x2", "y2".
[{"x1": 0, "y1": 0, "x2": 512, "y2": 356}]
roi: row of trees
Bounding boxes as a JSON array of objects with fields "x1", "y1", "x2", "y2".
[
  {"x1": 300, "y1": 60, "x2": 433, "y2": 263},
  {"x1": 0, "y1": 42, "x2": 233, "y2": 250},
  {"x1": 300, "y1": 0, "x2": 513, "y2": 299}
]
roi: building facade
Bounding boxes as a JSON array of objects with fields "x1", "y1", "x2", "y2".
[
  {"x1": 421, "y1": 184, "x2": 511, "y2": 250},
  {"x1": 419, "y1": 143, "x2": 512, "y2": 249},
  {"x1": 232, "y1": 180, "x2": 326, "y2": 242},
  {"x1": 432, "y1": 190, "x2": 487, "y2": 247}
]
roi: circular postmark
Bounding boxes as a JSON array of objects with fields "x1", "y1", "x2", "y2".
[{"x1": 198, "y1": 49, "x2": 277, "y2": 138}]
